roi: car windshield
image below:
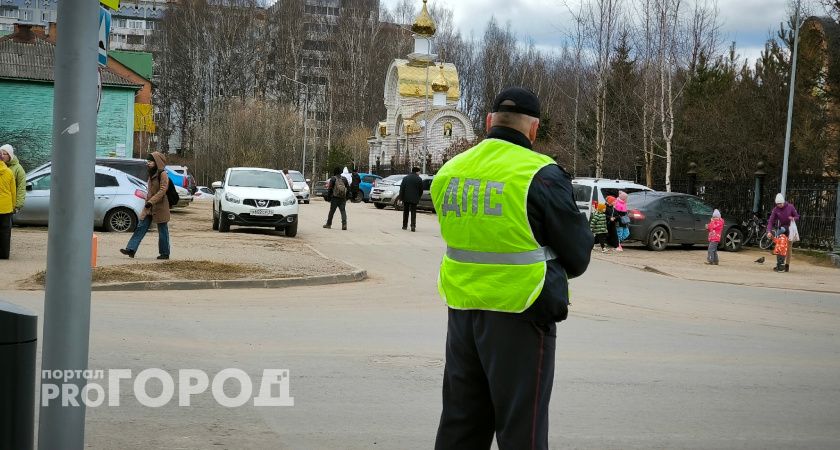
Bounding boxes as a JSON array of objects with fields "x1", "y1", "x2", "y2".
[
  {"x1": 573, "y1": 184, "x2": 592, "y2": 203},
  {"x1": 288, "y1": 172, "x2": 306, "y2": 182},
  {"x1": 381, "y1": 175, "x2": 406, "y2": 185},
  {"x1": 227, "y1": 170, "x2": 288, "y2": 189}
]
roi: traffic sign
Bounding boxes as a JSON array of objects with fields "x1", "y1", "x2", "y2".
[{"x1": 98, "y1": 7, "x2": 110, "y2": 66}]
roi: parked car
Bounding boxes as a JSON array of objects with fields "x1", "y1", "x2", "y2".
[
  {"x1": 572, "y1": 178, "x2": 652, "y2": 220},
  {"x1": 15, "y1": 165, "x2": 146, "y2": 232},
  {"x1": 371, "y1": 175, "x2": 406, "y2": 209},
  {"x1": 285, "y1": 170, "x2": 310, "y2": 204},
  {"x1": 193, "y1": 186, "x2": 215, "y2": 201},
  {"x1": 173, "y1": 184, "x2": 193, "y2": 208},
  {"x1": 626, "y1": 191, "x2": 745, "y2": 252},
  {"x1": 313, "y1": 180, "x2": 329, "y2": 198},
  {"x1": 30, "y1": 157, "x2": 197, "y2": 195},
  {"x1": 417, "y1": 176, "x2": 435, "y2": 211},
  {"x1": 358, "y1": 173, "x2": 382, "y2": 202},
  {"x1": 212, "y1": 167, "x2": 299, "y2": 237},
  {"x1": 371, "y1": 174, "x2": 434, "y2": 210}
]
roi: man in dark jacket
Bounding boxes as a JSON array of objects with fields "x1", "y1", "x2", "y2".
[
  {"x1": 399, "y1": 167, "x2": 423, "y2": 231},
  {"x1": 433, "y1": 87, "x2": 593, "y2": 450},
  {"x1": 323, "y1": 167, "x2": 349, "y2": 230},
  {"x1": 351, "y1": 169, "x2": 362, "y2": 202}
]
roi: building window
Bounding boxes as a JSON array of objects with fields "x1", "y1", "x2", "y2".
[
  {"x1": 127, "y1": 34, "x2": 143, "y2": 45},
  {"x1": 114, "y1": 18, "x2": 127, "y2": 28},
  {"x1": 127, "y1": 19, "x2": 144, "y2": 29},
  {"x1": 22, "y1": 10, "x2": 32, "y2": 21},
  {"x1": 145, "y1": 20, "x2": 156, "y2": 30},
  {"x1": 0, "y1": 8, "x2": 20, "y2": 19}
]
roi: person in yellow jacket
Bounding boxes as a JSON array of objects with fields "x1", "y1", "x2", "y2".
[
  {"x1": 431, "y1": 87, "x2": 593, "y2": 450},
  {"x1": 0, "y1": 158, "x2": 17, "y2": 259}
]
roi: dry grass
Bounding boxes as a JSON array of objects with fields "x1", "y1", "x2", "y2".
[{"x1": 26, "y1": 260, "x2": 282, "y2": 288}]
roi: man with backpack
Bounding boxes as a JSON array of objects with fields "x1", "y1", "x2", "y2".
[{"x1": 323, "y1": 167, "x2": 350, "y2": 230}]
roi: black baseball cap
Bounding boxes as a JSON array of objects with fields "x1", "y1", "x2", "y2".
[{"x1": 491, "y1": 87, "x2": 540, "y2": 119}]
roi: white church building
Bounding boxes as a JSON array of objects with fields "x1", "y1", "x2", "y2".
[{"x1": 367, "y1": 0, "x2": 475, "y2": 171}]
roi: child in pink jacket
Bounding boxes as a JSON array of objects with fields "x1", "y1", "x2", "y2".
[{"x1": 705, "y1": 209, "x2": 724, "y2": 265}]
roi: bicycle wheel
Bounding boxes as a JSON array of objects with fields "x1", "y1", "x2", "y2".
[{"x1": 759, "y1": 233, "x2": 774, "y2": 250}]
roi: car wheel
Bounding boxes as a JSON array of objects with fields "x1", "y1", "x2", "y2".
[
  {"x1": 647, "y1": 226, "x2": 669, "y2": 251},
  {"x1": 212, "y1": 206, "x2": 219, "y2": 231},
  {"x1": 104, "y1": 207, "x2": 137, "y2": 233},
  {"x1": 722, "y1": 228, "x2": 744, "y2": 252},
  {"x1": 284, "y1": 221, "x2": 298, "y2": 237},
  {"x1": 218, "y1": 210, "x2": 231, "y2": 232},
  {"x1": 304, "y1": 200, "x2": 310, "y2": 204},
  {"x1": 374, "y1": 203, "x2": 386, "y2": 209}
]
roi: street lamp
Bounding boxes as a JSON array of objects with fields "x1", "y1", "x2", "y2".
[
  {"x1": 281, "y1": 74, "x2": 309, "y2": 179},
  {"x1": 407, "y1": 0, "x2": 437, "y2": 174},
  {"x1": 781, "y1": 0, "x2": 803, "y2": 197}
]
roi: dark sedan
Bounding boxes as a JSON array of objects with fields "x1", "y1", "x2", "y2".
[{"x1": 626, "y1": 192, "x2": 745, "y2": 251}]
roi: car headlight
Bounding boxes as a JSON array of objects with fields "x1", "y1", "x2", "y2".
[
  {"x1": 282, "y1": 197, "x2": 297, "y2": 206},
  {"x1": 225, "y1": 193, "x2": 241, "y2": 204},
  {"x1": 302, "y1": 185, "x2": 310, "y2": 192}
]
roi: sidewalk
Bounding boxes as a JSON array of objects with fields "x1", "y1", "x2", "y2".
[
  {"x1": 592, "y1": 244, "x2": 840, "y2": 294},
  {"x1": 4, "y1": 202, "x2": 356, "y2": 290}
]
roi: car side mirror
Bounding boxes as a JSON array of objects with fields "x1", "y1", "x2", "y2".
[
  {"x1": 211, "y1": 181, "x2": 223, "y2": 190},
  {"x1": 26, "y1": 182, "x2": 33, "y2": 191},
  {"x1": 306, "y1": 179, "x2": 311, "y2": 183}
]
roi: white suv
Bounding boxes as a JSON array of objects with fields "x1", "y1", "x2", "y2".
[
  {"x1": 212, "y1": 167, "x2": 300, "y2": 237},
  {"x1": 572, "y1": 177, "x2": 652, "y2": 220}
]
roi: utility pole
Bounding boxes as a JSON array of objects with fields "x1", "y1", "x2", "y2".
[
  {"x1": 781, "y1": 0, "x2": 802, "y2": 197},
  {"x1": 38, "y1": 0, "x2": 99, "y2": 447}
]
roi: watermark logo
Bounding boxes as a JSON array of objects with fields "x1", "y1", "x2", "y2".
[{"x1": 41, "y1": 369, "x2": 294, "y2": 408}]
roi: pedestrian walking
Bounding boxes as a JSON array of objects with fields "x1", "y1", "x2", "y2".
[
  {"x1": 399, "y1": 167, "x2": 423, "y2": 231},
  {"x1": 766, "y1": 193, "x2": 799, "y2": 272},
  {"x1": 431, "y1": 87, "x2": 593, "y2": 450},
  {"x1": 590, "y1": 202, "x2": 609, "y2": 252},
  {"x1": 351, "y1": 169, "x2": 362, "y2": 203},
  {"x1": 120, "y1": 152, "x2": 171, "y2": 259},
  {"x1": 0, "y1": 144, "x2": 25, "y2": 213},
  {"x1": 705, "y1": 209, "x2": 724, "y2": 265},
  {"x1": 772, "y1": 227, "x2": 790, "y2": 272},
  {"x1": 323, "y1": 167, "x2": 349, "y2": 230},
  {"x1": 0, "y1": 157, "x2": 16, "y2": 259}
]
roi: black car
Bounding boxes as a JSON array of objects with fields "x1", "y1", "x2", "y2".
[{"x1": 626, "y1": 192, "x2": 745, "y2": 251}]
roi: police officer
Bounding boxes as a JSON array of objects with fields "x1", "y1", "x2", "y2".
[{"x1": 431, "y1": 87, "x2": 593, "y2": 450}]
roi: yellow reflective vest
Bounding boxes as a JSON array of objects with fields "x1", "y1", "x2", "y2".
[{"x1": 431, "y1": 138, "x2": 556, "y2": 312}]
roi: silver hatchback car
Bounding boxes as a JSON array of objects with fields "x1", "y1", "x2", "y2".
[{"x1": 14, "y1": 165, "x2": 147, "y2": 232}]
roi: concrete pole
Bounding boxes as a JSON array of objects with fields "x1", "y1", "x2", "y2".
[
  {"x1": 302, "y1": 84, "x2": 308, "y2": 179},
  {"x1": 835, "y1": 181, "x2": 840, "y2": 252},
  {"x1": 423, "y1": 58, "x2": 430, "y2": 174},
  {"x1": 781, "y1": 0, "x2": 801, "y2": 197},
  {"x1": 38, "y1": 0, "x2": 99, "y2": 447}
]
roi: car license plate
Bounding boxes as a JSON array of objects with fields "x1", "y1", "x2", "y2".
[{"x1": 251, "y1": 209, "x2": 272, "y2": 216}]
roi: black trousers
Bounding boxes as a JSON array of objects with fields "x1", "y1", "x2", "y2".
[
  {"x1": 0, "y1": 213, "x2": 11, "y2": 259},
  {"x1": 326, "y1": 198, "x2": 347, "y2": 225},
  {"x1": 435, "y1": 309, "x2": 556, "y2": 450},
  {"x1": 402, "y1": 202, "x2": 418, "y2": 228}
]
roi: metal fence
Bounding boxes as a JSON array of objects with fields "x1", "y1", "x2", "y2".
[{"x1": 663, "y1": 177, "x2": 839, "y2": 250}]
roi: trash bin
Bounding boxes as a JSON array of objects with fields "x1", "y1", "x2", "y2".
[{"x1": 0, "y1": 301, "x2": 38, "y2": 450}]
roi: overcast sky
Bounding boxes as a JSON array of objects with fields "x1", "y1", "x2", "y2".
[{"x1": 383, "y1": 0, "x2": 800, "y2": 64}]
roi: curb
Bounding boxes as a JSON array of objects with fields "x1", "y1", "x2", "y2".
[{"x1": 89, "y1": 270, "x2": 367, "y2": 292}]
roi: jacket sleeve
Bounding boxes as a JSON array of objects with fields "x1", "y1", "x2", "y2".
[
  {"x1": 15, "y1": 168, "x2": 25, "y2": 208},
  {"x1": 529, "y1": 165, "x2": 593, "y2": 279},
  {"x1": 148, "y1": 172, "x2": 169, "y2": 205}
]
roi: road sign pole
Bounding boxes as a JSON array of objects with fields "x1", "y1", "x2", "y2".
[{"x1": 38, "y1": 0, "x2": 99, "y2": 447}]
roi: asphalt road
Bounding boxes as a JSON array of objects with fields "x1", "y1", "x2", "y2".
[{"x1": 5, "y1": 199, "x2": 840, "y2": 449}]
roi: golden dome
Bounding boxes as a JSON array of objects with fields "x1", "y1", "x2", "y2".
[
  {"x1": 411, "y1": 0, "x2": 436, "y2": 37},
  {"x1": 431, "y1": 65, "x2": 449, "y2": 93}
]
